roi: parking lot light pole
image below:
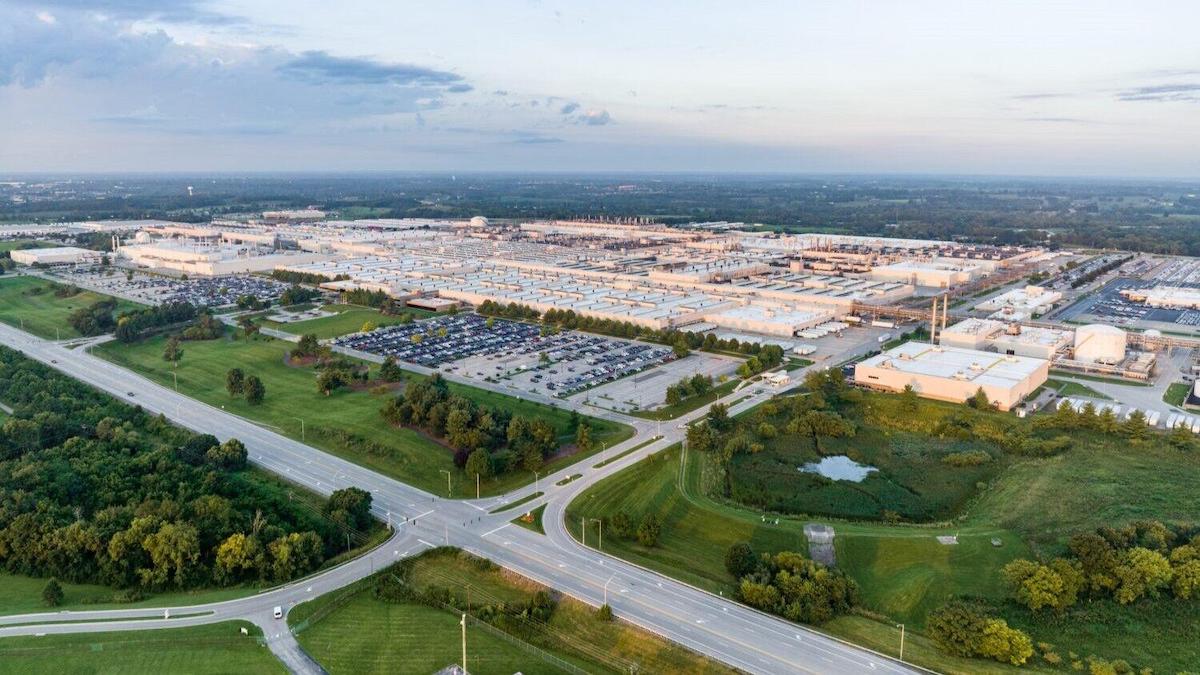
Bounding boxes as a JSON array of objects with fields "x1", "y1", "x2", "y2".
[{"x1": 440, "y1": 470, "x2": 452, "y2": 497}]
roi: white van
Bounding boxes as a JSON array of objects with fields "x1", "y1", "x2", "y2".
[{"x1": 273, "y1": 606, "x2": 283, "y2": 620}]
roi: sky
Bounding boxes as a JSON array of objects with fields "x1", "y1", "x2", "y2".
[{"x1": 1, "y1": 0, "x2": 1199, "y2": 177}]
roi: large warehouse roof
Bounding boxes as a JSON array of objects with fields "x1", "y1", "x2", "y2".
[{"x1": 858, "y1": 342, "x2": 1047, "y2": 389}]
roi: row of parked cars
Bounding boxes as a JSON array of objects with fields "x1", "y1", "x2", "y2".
[{"x1": 333, "y1": 313, "x2": 542, "y2": 367}]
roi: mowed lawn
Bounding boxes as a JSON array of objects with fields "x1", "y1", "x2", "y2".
[
  {"x1": 0, "y1": 621, "x2": 283, "y2": 675},
  {"x1": 0, "y1": 275, "x2": 143, "y2": 340},
  {"x1": 0, "y1": 572, "x2": 255, "y2": 617},
  {"x1": 0, "y1": 239, "x2": 57, "y2": 252},
  {"x1": 92, "y1": 331, "x2": 630, "y2": 497},
  {"x1": 291, "y1": 549, "x2": 735, "y2": 675},
  {"x1": 261, "y1": 303, "x2": 434, "y2": 340}
]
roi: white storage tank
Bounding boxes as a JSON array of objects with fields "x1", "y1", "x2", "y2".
[{"x1": 1073, "y1": 324, "x2": 1126, "y2": 364}]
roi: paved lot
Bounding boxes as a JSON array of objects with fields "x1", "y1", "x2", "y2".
[
  {"x1": 571, "y1": 351, "x2": 738, "y2": 412},
  {"x1": 52, "y1": 266, "x2": 292, "y2": 307}
]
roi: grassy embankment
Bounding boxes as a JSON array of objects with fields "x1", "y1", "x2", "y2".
[
  {"x1": 289, "y1": 548, "x2": 735, "y2": 675},
  {"x1": 1163, "y1": 381, "x2": 1191, "y2": 407},
  {"x1": 0, "y1": 621, "x2": 283, "y2": 674},
  {"x1": 259, "y1": 303, "x2": 435, "y2": 340},
  {"x1": 564, "y1": 393, "x2": 1200, "y2": 673},
  {"x1": 0, "y1": 275, "x2": 143, "y2": 340},
  {"x1": 93, "y1": 330, "x2": 632, "y2": 498},
  {"x1": 1043, "y1": 377, "x2": 1112, "y2": 400}
]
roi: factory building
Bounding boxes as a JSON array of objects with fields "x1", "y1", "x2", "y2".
[
  {"x1": 702, "y1": 303, "x2": 834, "y2": 337},
  {"x1": 976, "y1": 285, "x2": 1062, "y2": 318},
  {"x1": 939, "y1": 318, "x2": 1072, "y2": 360},
  {"x1": 854, "y1": 342, "x2": 1049, "y2": 411},
  {"x1": 1072, "y1": 324, "x2": 1127, "y2": 364},
  {"x1": 118, "y1": 242, "x2": 326, "y2": 276},
  {"x1": 868, "y1": 260, "x2": 985, "y2": 288},
  {"x1": 1119, "y1": 286, "x2": 1200, "y2": 309},
  {"x1": 9, "y1": 246, "x2": 103, "y2": 266}
]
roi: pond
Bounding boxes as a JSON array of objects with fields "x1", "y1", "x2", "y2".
[{"x1": 799, "y1": 455, "x2": 878, "y2": 482}]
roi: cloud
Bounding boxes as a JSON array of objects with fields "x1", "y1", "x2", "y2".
[
  {"x1": 8, "y1": 0, "x2": 246, "y2": 25},
  {"x1": 560, "y1": 102, "x2": 580, "y2": 115},
  {"x1": 512, "y1": 135, "x2": 564, "y2": 144},
  {"x1": 446, "y1": 83, "x2": 473, "y2": 93},
  {"x1": 1011, "y1": 92, "x2": 1073, "y2": 101},
  {"x1": 578, "y1": 109, "x2": 611, "y2": 126},
  {"x1": 1022, "y1": 116, "x2": 1094, "y2": 124},
  {"x1": 276, "y1": 51, "x2": 463, "y2": 88},
  {"x1": 1116, "y1": 83, "x2": 1200, "y2": 102}
]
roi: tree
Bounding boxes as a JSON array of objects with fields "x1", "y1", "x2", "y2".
[
  {"x1": 42, "y1": 578, "x2": 64, "y2": 607},
  {"x1": 378, "y1": 356, "x2": 404, "y2": 382},
  {"x1": 1113, "y1": 547, "x2": 1173, "y2": 604},
  {"x1": 725, "y1": 541, "x2": 757, "y2": 579},
  {"x1": 968, "y1": 387, "x2": 991, "y2": 410},
  {"x1": 1002, "y1": 558, "x2": 1082, "y2": 612},
  {"x1": 225, "y1": 368, "x2": 245, "y2": 397},
  {"x1": 596, "y1": 603, "x2": 613, "y2": 621},
  {"x1": 636, "y1": 513, "x2": 661, "y2": 547},
  {"x1": 215, "y1": 533, "x2": 263, "y2": 584},
  {"x1": 237, "y1": 316, "x2": 259, "y2": 337},
  {"x1": 292, "y1": 334, "x2": 320, "y2": 359},
  {"x1": 707, "y1": 403, "x2": 731, "y2": 432},
  {"x1": 575, "y1": 423, "x2": 593, "y2": 452},
  {"x1": 139, "y1": 521, "x2": 202, "y2": 588},
  {"x1": 325, "y1": 487, "x2": 373, "y2": 531},
  {"x1": 317, "y1": 368, "x2": 349, "y2": 396},
  {"x1": 361, "y1": 321, "x2": 376, "y2": 333},
  {"x1": 465, "y1": 449, "x2": 493, "y2": 480},
  {"x1": 1122, "y1": 410, "x2": 1150, "y2": 442},
  {"x1": 672, "y1": 341, "x2": 690, "y2": 358},
  {"x1": 900, "y1": 384, "x2": 919, "y2": 413},
  {"x1": 978, "y1": 619, "x2": 1034, "y2": 666},
  {"x1": 206, "y1": 438, "x2": 248, "y2": 470},
  {"x1": 163, "y1": 335, "x2": 183, "y2": 367},
  {"x1": 243, "y1": 375, "x2": 265, "y2": 405}
]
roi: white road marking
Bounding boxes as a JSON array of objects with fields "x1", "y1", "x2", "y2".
[{"x1": 481, "y1": 523, "x2": 510, "y2": 538}]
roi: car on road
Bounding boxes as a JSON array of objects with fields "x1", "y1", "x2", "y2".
[
  {"x1": 273, "y1": 606, "x2": 283, "y2": 619},
  {"x1": 127, "y1": 391, "x2": 135, "y2": 396}
]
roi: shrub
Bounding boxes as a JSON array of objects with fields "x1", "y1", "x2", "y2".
[
  {"x1": 942, "y1": 449, "x2": 991, "y2": 467},
  {"x1": 725, "y1": 541, "x2": 757, "y2": 579}
]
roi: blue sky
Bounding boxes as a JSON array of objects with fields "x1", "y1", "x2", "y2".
[{"x1": 1, "y1": 0, "x2": 1198, "y2": 176}]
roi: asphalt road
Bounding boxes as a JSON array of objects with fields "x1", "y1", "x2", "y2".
[{"x1": 0, "y1": 321, "x2": 916, "y2": 675}]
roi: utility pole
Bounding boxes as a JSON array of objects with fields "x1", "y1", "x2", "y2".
[
  {"x1": 590, "y1": 518, "x2": 603, "y2": 549},
  {"x1": 897, "y1": 623, "x2": 905, "y2": 661},
  {"x1": 460, "y1": 613, "x2": 467, "y2": 675}
]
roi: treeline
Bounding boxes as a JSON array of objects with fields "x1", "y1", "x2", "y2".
[
  {"x1": 114, "y1": 302, "x2": 199, "y2": 342},
  {"x1": 279, "y1": 284, "x2": 321, "y2": 307},
  {"x1": 68, "y1": 299, "x2": 119, "y2": 337},
  {"x1": 726, "y1": 544, "x2": 859, "y2": 624},
  {"x1": 1002, "y1": 520, "x2": 1200, "y2": 612},
  {"x1": 0, "y1": 347, "x2": 372, "y2": 593},
  {"x1": 338, "y1": 288, "x2": 421, "y2": 317},
  {"x1": 380, "y1": 374, "x2": 560, "y2": 477},
  {"x1": 477, "y1": 301, "x2": 785, "y2": 366},
  {"x1": 1069, "y1": 254, "x2": 1133, "y2": 289},
  {"x1": 271, "y1": 269, "x2": 348, "y2": 285}
]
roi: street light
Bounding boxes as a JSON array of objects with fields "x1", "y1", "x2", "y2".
[
  {"x1": 603, "y1": 573, "x2": 615, "y2": 605},
  {"x1": 439, "y1": 469, "x2": 452, "y2": 497},
  {"x1": 589, "y1": 518, "x2": 604, "y2": 549},
  {"x1": 291, "y1": 416, "x2": 305, "y2": 440},
  {"x1": 896, "y1": 623, "x2": 905, "y2": 661},
  {"x1": 171, "y1": 370, "x2": 178, "y2": 392},
  {"x1": 533, "y1": 470, "x2": 541, "y2": 494}
]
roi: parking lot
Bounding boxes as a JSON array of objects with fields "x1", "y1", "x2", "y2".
[
  {"x1": 568, "y1": 351, "x2": 740, "y2": 412},
  {"x1": 51, "y1": 267, "x2": 293, "y2": 307},
  {"x1": 1061, "y1": 276, "x2": 1200, "y2": 330},
  {"x1": 333, "y1": 313, "x2": 544, "y2": 367},
  {"x1": 333, "y1": 313, "x2": 679, "y2": 396}
]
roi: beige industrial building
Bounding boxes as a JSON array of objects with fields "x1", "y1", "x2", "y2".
[
  {"x1": 702, "y1": 303, "x2": 834, "y2": 337},
  {"x1": 939, "y1": 318, "x2": 1072, "y2": 360},
  {"x1": 868, "y1": 260, "x2": 985, "y2": 288},
  {"x1": 976, "y1": 285, "x2": 1062, "y2": 318},
  {"x1": 1119, "y1": 286, "x2": 1200, "y2": 309},
  {"x1": 118, "y1": 242, "x2": 326, "y2": 276},
  {"x1": 855, "y1": 342, "x2": 1049, "y2": 411},
  {"x1": 9, "y1": 246, "x2": 103, "y2": 266}
]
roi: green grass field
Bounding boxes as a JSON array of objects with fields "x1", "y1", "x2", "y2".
[
  {"x1": 0, "y1": 275, "x2": 143, "y2": 340},
  {"x1": 0, "y1": 621, "x2": 283, "y2": 674},
  {"x1": 92, "y1": 331, "x2": 631, "y2": 498},
  {"x1": 0, "y1": 239, "x2": 57, "y2": 252},
  {"x1": 0, "y1": 573, "x2": 255, "y2": 617},
  {"x1": 1044, "y1": 377, "x2": 1112, "y2": 400},
  {"x1": 291, "y1": 549, "x2": 734, "y2": 675},
  {"x1": 1163, "y1": 381, "x2": 1191, "y2": 407},
  {"x1": 260, "y1": 303, "x2": 434, "y2": 340}
]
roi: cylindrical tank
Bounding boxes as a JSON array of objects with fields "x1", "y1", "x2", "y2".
[{"x1": 1073, "y1": 324, "x2": 1126, "y2": 364}]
